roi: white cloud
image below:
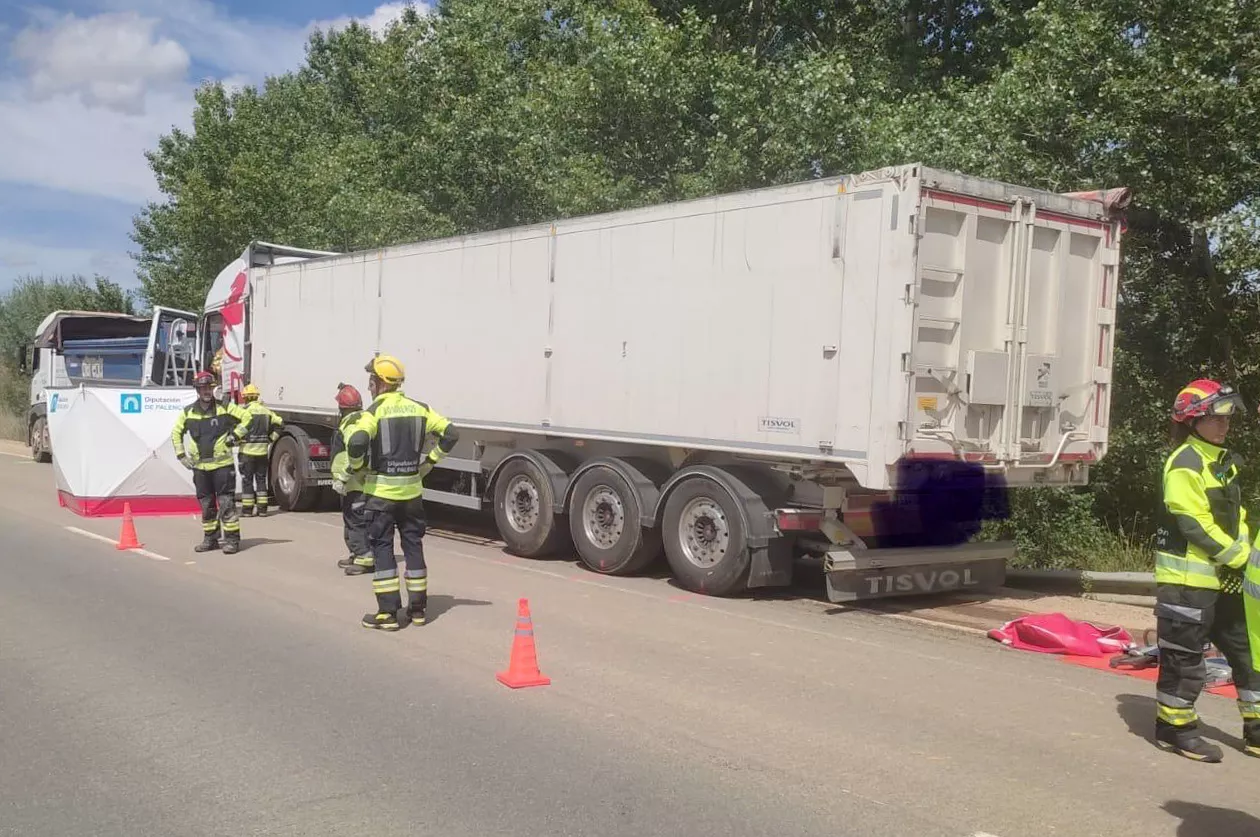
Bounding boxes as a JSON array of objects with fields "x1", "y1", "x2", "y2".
[
  {"x1": 315, "y1": 2, "x2": 419, "y2": 38},
  {"x1": 0, "y1": 2, "x2": 425, "y2": 208},
  {"x1": 0, "y1": 79, "x2": 191, "y2": 204},
  {"x1": 11, "y1": 12, "x2": 190, "y2": 115},
  {"x1": 89, "y1": 0, "x2": 427, "y2": 83},
  {"x1": 0, "y1": 237, "x2": 136, "y2": 288}
]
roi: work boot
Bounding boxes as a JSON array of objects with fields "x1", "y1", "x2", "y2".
[
  {"x1": 407, "y1": 606, "x2": 426, "y2": 627},
  {"x1": 222, "y1": 536, "x2": 241, "y2": 555},
  {"x1": 1156, "y1": 724, "x2": 1223, "y2": 763},
  {"x1": 1243, "y1": 722, "x2": 1260, "y2": 758},
  {"x1": 344, "y1": 561, "x2": 374, "y2": 576},
  {"x1": 257, "y1": 505, "x2": 269, "y2": 518},
  {"x1": 194, "y1": 535, "x2": 220, "y2": 553},
  {"x1": 337, "y1": 555, "x2": 356, "y2": 569},
  {"x1": 361, "y1": 611, "x2": 400, "y2": 632},
  {"x1": 242, "y1": 506, "x2": 256, "y2": 518}
]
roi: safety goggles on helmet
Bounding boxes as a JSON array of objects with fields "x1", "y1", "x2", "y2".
[
  {"x1": 1173, "y1": 379, "x2": 1245, "y2": 423},
  {"x1": 1203, "y1": 387, "x2": 1244, "y2": 415}
]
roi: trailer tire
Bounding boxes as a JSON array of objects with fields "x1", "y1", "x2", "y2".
[
  {"x1": 270, "y1": 436, "x2": 320, "y2": 512},
  {"x1": 567, "y1": 465, "x2": 661, "y2": 576},
  {"x1": 661, "y1": 476, "x2": 749, "y2": 597},
  {"x1": 29, "y1": 416, "x2": 51, "y2": 463},
  {"x1": 494, "y1": 458, "x2": 568, "y2": 558}
]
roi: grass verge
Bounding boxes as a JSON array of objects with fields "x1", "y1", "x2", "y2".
[{"x1": 0, "y1": 409, "x2": 23, "y2": 443}]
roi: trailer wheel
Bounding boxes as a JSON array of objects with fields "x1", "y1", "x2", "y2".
[
  {"x1": 567, "y1": 465, "x2": 661, "y2": 576},
  {"x1": 270, "y1": 436, "x2": 320, "y2": 512},
  {"x1": 493, "y1": 458, "x2": 567, "y2": 558},
  {"x1": 661, "y1": 477, "x2": 750, "y2": 596},
  {"x1": 29, "y1": 416, "x2": 50, "y2": 463}
]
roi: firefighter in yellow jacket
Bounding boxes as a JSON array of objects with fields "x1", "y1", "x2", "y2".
[
  {"x1": 237, "y1": 384, "x2": 283, "y2": 516},
  {"x1": 172, "y1": 370, "x2": 250, "y2": 554},
  {"x1": 1154, "y1": 378, "x2": 1260, "y2": 761},
  {"x1": 343, "y1": 354, "x2": 459, "y2": 631}
]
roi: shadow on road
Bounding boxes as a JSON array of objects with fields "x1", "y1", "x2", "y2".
[
  {"x1": 1162, "y1": 800, "x2": 1260, "y2": 836},
  {"x1": 240, "y1": 537, "x2": 293, "y2": 549},
  {"x1": 423, "y1": 594, "x2": 492, "y2": 625},
  {"x1": 1114, "y1": 693, "x2": 1244, "y2": 751}
]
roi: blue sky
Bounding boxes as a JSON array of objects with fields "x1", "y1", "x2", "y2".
[{"x1": 0, "y1": 0, "x2": 425, "y2": 296}]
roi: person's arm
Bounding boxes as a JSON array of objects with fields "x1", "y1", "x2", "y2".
[
  {"x1": 419, "y1": 407, "x2": 459, "y2": 474},
  {"x1": 230, "y1": 403, "x2": 250, "y2": 442},
  {"x1": 1166, "y1": 467, "x2": 1248, "y2": 568},
  {"x1": 171, "y1": 408, "x2": 188, "y2": 458},
  {"x1": 269, "y1": 408, "x2": 284, "y2": 442},
  {"x1": 345, "y1": 410, "x2": 378, "y2": 474}
]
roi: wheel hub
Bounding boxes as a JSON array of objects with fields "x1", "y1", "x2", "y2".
[
  {"x1": 582, "y1": 485, "x2": 625, "y2": 549},
  {"x1": 276, "y1": 451, "x2": 296, "y2": 495},
  {"x1": 506, "y1": 475, "x2": 541, "y2": 534},
  {"x1": 678, "y1": 497, "x2": 730, "y2": 568}
]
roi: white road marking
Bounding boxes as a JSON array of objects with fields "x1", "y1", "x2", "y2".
[
  {"x1": 64, "y1": 526, "x2": 172, "y2": 561},
  {"x1": 873, "y1": 610, "x2": 990, "y2": 637}
]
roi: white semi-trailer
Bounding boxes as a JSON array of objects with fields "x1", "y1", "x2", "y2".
[{"x1": 194, "y1": 163, "x2": 1129, "y2": 602}]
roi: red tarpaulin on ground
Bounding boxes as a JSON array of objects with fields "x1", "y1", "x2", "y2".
[
  {"x1": 1059, "y1": 654, "x2": 1238, "y2": 700},
  {"x1": 987, "y1": 612, "x2": 1134, "y2": 657}
]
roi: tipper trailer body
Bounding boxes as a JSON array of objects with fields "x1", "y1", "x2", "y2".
[{"x1": 193, "y1": 164, "x2": 1127, "y2": 601}]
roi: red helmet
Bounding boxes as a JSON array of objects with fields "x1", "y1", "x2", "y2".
[
  {"x1": 1172, "y1": 379, "x2": 1244, "y2": 423},
  {"x1": 192, "y1": 370, "x2": 215, "y2": 388},
  {"x1": 335, "y1": 383, "x2": 363, "y2": 410}
]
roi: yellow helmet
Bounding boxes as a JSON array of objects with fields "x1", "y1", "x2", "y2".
[
  {"x1": 365, "y1": 354, "x2": 405, "y2": 385},
  {"x1": 241, "y1": 383, "x2": 261, "y2": 401}
]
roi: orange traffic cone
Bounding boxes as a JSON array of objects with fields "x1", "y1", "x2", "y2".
[
  {"x1": 115, "y1": 502, "x2": 143, "y2": 551},
  {"x1": 496, "y1": 598, "x2": 551, "y2": 689}
]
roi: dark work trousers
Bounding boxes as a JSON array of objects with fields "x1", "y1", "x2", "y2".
[
  {"x1": 193, "y1": 466, "x2": 240, "y2": 543},
  {"x1": 342, "y1": 490, "x2": 371, "y2": 565},
  {"x1": 1156, "y1": 582, "x2": 1260, "y2": 738},
  {"x1": 238, "y1": 454, "x2": 270, "y2": 513},
  {"x1": 364, "y1": 495, "x2": 428, "y2": 616}
]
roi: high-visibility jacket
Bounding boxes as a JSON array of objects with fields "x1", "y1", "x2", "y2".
[
  {"x1": 344, "y1": 390, "x2": 459, "y2": 501},
  {"x1": 1242, "y1": 522, "x2": 1260, "y2": 672},
  {"x1": 1153, "y1": 435, "x2": 1250, "y2": 590},
  {"x1": 330, "y1": 410, "x2": 365, "y2": 493},
  {"x1": 239, "y1": 400, "x2": 283, "y2": 457},
  {"x1": 172, "y1": 400, "x2": 249, "y2": 471}
]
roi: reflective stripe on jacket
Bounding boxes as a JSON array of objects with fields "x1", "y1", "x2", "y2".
[
  {"x1": 240, "y1": 401, "x2": 283, "y2": 457},
  {"x1": 1153, "y1": 435, "x2": 1250, "y2": 590},
  {"x1": 344, "y1": 390, "x2": 459, "y2": 501},
  {"x1": 171, "y1": 400, "x2": 248, "y2": 471}
]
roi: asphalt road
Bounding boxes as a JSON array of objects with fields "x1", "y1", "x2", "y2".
[{"x1": 2, "y1": 447, "x2": 1260, "y2": 836}]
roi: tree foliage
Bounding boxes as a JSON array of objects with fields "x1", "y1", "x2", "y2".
[{"x1": 132, "y1": 0, "x2": 1260, "y2": 567}]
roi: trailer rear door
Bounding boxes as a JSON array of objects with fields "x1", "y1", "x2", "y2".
[{"x1": 906, "y1": 177, "x2": 1121, "y2": 483}]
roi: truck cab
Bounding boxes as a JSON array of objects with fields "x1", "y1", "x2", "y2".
[{"x1": 20, "y1": 307, "x2": 200, "y2": 462}]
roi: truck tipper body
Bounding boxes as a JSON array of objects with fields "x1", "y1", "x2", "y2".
[{"x1": 196, "y1": 163, "x2": 1129, "y2": 601}]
